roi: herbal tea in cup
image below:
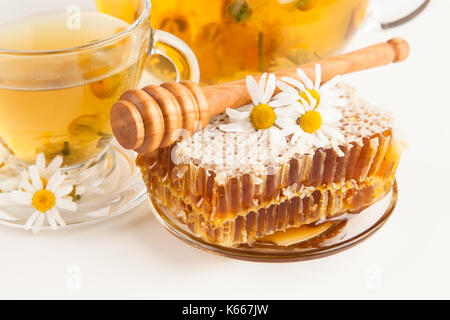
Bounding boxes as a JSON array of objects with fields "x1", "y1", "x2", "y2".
[
  {"x1": 0, "y1": 0, "x2": 199, "y2": 166},
  {"x1": 0, "y1": 12, "x2": 145, "y2": 166}
]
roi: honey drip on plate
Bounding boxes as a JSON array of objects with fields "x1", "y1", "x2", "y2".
[{"x1": 259, "y1": 221, "x2": 340, "y2": 247}]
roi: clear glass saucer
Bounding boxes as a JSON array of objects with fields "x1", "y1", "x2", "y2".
[
  {"x1": 0, "y1": 143, "x2": 147, "y2": 231},
  {"x1": 150, "y1": 180, "x2": 398, "y2": 262}
]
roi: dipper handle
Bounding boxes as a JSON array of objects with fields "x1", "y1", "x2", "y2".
[{"x1": 111, "y1": 38, "x2": 409, "y2": 154}]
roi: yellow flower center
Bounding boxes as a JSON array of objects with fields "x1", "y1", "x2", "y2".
[
  {"x1": 298, "y1": 110, "x2": 322, "y2": 134},
  {"x1": 32, "y1": 190, "x2": 56, "y2": 213},
  {"x1": 250, "y1": 104, "x2": 276, "y2": 130},
  {"x1": 299, "y1": 89, "x2": 321, "y2": 108}
]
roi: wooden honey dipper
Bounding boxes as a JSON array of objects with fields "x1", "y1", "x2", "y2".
[{"x1": 111, "y1": 38, "x2": 409, "y2": 154}]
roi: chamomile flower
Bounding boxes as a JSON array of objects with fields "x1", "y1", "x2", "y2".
[
  {"x1": 219, "y1": 73, "x2": 293, "y2": 147},
  {"x1": 274, "y1": 63, "x2": 344, "y2": 108},
  {"x1": 274, "y1": 64, "x2": 345, "y2": 154},
  {"x1": 277, "y1": 63, "x2": 340, "y2": 101},
  {"x1": 0, "y1": 152, "x2": 59, "y2": 194},
  {"x1": 277, "y1": 94, "x2": 345, "y2": 155},
  {"x1": 9, "y1": 165, "x2": 77, "y2": 233}
]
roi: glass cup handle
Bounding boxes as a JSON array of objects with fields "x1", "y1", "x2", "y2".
[
  {"x1": 148, "y1": 29, "x2": 200, "y2": 83},
  {"x1": 381, "y1": 0, "x2": 430, "y2": 29},
  {"x1": 365, "y1": 0, "x2": 430, "y2": 30}
]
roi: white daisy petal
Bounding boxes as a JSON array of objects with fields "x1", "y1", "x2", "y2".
[
  {"x1": 25, "y1": 211, "x2": 40, "y2": 231},
  {"x1": 220, "y1": 122, "x2": 253, "y2": 133},
  {"x1": 320, "y1": 75, "x2": 342, "y2": 91},
  {"x1": 53, "y1": 208, "x2": 66, "y2": 226},
  {"x1": 280, "y1": 125, "x2": 298, "y2": 137},
  {"x1": 294, "y1": 102, "x2": 308, "y2": 115},
  {"x1": 45, "y1": 155, "x2": 63, "y2": 174},
  {"x1": 238, "y1": 104, "x2": 254, "y2": 112},
  {"x1": 276, "y1": 118, "x2": 295, "y2": 129},
  {"x1": 29, "y1": 166, "x2": 43, "y2": 190},
  {"x1": 32, "y1": 214, "x2": 45, "y2": 234},
  {"x1": 311, "y1": 133, "x2": 326, "y2": 147},
  {"x1": 36, "y1": 153, "x2": 46, "y2": 171},
  {"x1": 269, "y1": 93, "x2": 298, "y2": 107},
  {"x1": 55, "y1": 185, "x2": 74, "y2": 198},
  {"x1": 258, "y1": 73, "x2": 268, "y2": 100},
  {"x1": 275, "y1": 106, "x2": 301, "y2": 118},
  {"x1": 21, "y1": 178, "x2": 35, "y2": 194},
  {"x1": 269, "y1": 99, "x2": 287, "y2": 108},
  {"x1": 296, "y1": 68, "x2": 314, "y2": 89},
  {"x1": 10, "y1": 191, "x2": 32, "y2": 206},
  {"x1": 262, "y1": 73, "x2": 276, "y2": 104},
  {"x1": 56, "y1": 198, "x2": 77, "y2": 212},
  {"x1": 246, "y1": 75, "x2": 260, "y2": 106},
  {"x1": 226, "y1": 108, "x2": 251, "y2": 121},
  {"x1": 272, "y1": 91, "x2": 297, "y2": 101},
  {"x1": 277, "y1": 80, "x2": 298, "y2": 94},
  {"x1": 316, "y1": 130, "x2": 329, "y2": 145},
  {"x1": 20, "y1": 170, "x2": 28, "y2": 180},
  {"x1": 281, "y1": 76, "x2": 306, "y2": 92},
  {"x1": 297, "y1": 97, "x2": 310, "y2": 112},
  {"x1": 270, "y1": 128, "x2": 287, "y2": 148},
  {"x1": 303, "y1": 90, "x2": 317, "y2": 109},
  {"x1": 314, "y1": 64, "x2": 322, "y2": 90},
  {"x1": 47, "y1": 171, "x2": 66, "y2": 192},
  {"x1": 46, "y1": 210, "x2": 57, "y2": 230}
]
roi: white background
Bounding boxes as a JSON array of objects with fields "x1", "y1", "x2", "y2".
[{"x1": 0, "y1": 0, "x2": 449, "y2": 299}]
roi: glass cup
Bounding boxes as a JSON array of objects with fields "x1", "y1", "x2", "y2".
[
  {"x1": 141, "y1": 0, "x2": 429, "y2": 85},
  {"x1": 0, "y1": 0, "x2": 199, "y2": 167}
]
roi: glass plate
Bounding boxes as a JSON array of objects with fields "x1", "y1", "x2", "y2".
[
  {"x1": 0, "y1": 144, "x2": 147, "y2": 231},
  {"x1": 150, "y1": 180, "x2": 398, "y2": 262}
]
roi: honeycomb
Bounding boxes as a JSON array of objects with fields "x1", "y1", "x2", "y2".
[{"x1": 138, "y1": 85, "x2": 404, "y2": 247}]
